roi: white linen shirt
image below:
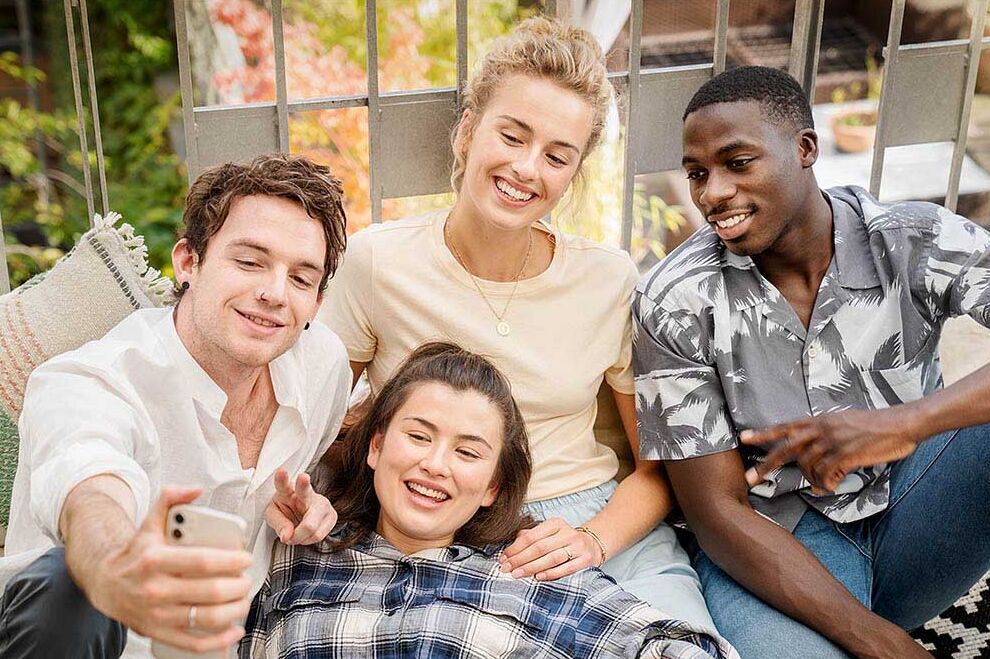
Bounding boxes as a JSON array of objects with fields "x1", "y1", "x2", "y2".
[{"x1": 7, "y1": 305, "x2": 350, "y2": 600}]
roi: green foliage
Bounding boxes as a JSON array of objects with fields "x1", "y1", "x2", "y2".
[
  {"x1": 0, "y1": 52, "x2": 46, "y2": 85},
  {"x1": 633, "y1": 184, "x2": 686, "y2": 262},
  {"x1": 3, "y1": 0, "x2": 538, "y2": 286},
  {"x1": 2, "y1": 0, "x2": 185, "y2": 287},
  {"x1": 834, "y1": 110, "x2": 877, "y2": 128},
  {"x1": 829, "y1": 49, "x2": 882, "y2": 105},
  {"x1": 290, "y1": 1, "x2": 536, "y2": 90}
]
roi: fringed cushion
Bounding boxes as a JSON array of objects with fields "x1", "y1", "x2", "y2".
[{"x1": 0, "y1": 212, "x2": 172, "y2": 525}]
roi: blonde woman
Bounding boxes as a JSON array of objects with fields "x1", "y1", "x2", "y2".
[{"x1": 322, "y1": 17, "x2": 713, "y2": 629}]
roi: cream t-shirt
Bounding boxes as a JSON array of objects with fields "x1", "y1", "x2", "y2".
[{"x1": 321, "y1": 211, "x2": 637, "y2": 502}]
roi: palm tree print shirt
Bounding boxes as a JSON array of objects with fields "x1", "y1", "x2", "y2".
[{"x1": 633, "y1": 186, "x2": 990, "y2": 529}]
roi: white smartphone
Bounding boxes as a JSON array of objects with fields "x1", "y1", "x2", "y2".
[{"x1": 151, "y1": 504, "x2": 249, "y2": 659}]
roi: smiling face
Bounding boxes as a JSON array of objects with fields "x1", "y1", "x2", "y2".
[
  {"x1": 453, "y1": 74, "x2": 594, "y2": 233},
  {"x1": 172, "y1": 194, "x2": 326, "y2": 372},
  {"x1": 367, "y1": 382, "x2": 503, "y2": 554},
  {"x1": 682, "y1": 100, "x2": 819, "y2": 256}
]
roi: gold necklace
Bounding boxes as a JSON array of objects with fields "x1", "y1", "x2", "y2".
[{"x1": 445, "y1": 220, "x2": 533, "y2": 337}]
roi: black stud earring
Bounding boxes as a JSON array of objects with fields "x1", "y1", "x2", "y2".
[
  {"x1": 304, "y1": 322, "x2": 311, "y2": 330},
  {"x1": 181, "y1": 281, "x2": 190, "y2": 291}
]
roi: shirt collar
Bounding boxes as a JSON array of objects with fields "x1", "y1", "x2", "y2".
[
  {"x1": 348, "y1": 529, "x2": 502, "y2": 561},
  {"x1": 827, "y1": 189, "x2": 881, "y2": 290},
  {"x1": 156, "y1": 308, "x2": 227, "y2": 414},
  {"x1": 154, "y1": 308, "x2": 308, "y2": 418},
  {"x1": 720, "y1": 245, "x2": 765, "y2": 312},
  {"x1": 268, "y1": 342, "x2": 308, "y2": 416},
  {"x1": 720, "y1": 189, "x2": 880, "y2": 312}
]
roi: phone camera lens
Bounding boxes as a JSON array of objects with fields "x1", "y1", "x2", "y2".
[
  {"x1": 175, "y1": 513, "x2": 184, "y2": 524},
  {"x1": 172, "y1": 529, "x2": 183, "y2": 540}
]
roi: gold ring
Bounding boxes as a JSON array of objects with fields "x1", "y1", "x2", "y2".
[
  {"x1": 563, "y1": 546, "x2": 574, "y2": 562},
  {"x1": 188, "y1": 604, "x2": 198, "y2": 630}
]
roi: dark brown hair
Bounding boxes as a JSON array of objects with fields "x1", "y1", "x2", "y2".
[
  {"x1": 315, "y1": 342, "x2": 534, "y2": 552},
  {"x1": 179, "y1": 154, "x2": 347, "y2": 294}
]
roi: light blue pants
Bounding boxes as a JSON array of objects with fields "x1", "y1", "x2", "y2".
[{"x1": 523, "y1": 479, "x2": 716, "y2": 633}]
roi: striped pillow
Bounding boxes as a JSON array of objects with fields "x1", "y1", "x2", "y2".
[{"x1": 0, "y1": 212, "x2": 172, "y2": 525}]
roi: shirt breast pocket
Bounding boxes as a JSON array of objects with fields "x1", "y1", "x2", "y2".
[
  {"x1": 260, "y1": 581, "x2": 373, "y2": 657},
  {"x1": 268, "y1": 580, "x2": 367, "y2": 616},
  {"x1": 857, "y1": 329, "x2": 937, "y2": 408},
  {"x1": 858, "y1": 360, "x2": 925, "y2": 408},
  {"x1": 433, "y1": 585, "x2": 569, "y2": 657}
]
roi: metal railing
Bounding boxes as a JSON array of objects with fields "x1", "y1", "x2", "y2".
[
  {"x1": 0, "y1": 206, "x2": 9, "y2": 295},
  {"x1": 3, "y1": 0, "x2": 990, "y2": 295},
  {"x1": 0, "y1": 0, "x2": 108, "y2": 295}
]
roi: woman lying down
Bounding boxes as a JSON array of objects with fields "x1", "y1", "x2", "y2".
[{"x1": 240, "y1": 343, "x2": 738, "y2": 659}]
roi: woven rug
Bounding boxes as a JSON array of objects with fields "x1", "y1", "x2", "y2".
[{"x1": 913, "y1": 574, "x2": 990, "y2": 658}]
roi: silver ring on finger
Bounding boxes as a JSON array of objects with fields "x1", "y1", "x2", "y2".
[{"x1": 187, "y1": 604, "x2": 198, "y2": 630}]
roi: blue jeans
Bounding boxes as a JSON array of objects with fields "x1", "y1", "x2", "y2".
[
  {"x1": 690, "y1": 423, "x2": 990, "y2": 658},
  {"x1": 524, "y1": 479, "x2": 716, "y2": 634}
]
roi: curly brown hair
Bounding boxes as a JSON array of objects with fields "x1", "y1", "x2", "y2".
[
  {"x1": 314, "y1": 342, "x2": 535, "y2": 552},
  {"x1": 179, "y1": 154, "x2": 347, "y2": 294}
]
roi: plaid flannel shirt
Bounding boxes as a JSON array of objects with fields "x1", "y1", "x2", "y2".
[{"x1": 240, "y1": 531, "x2": 737, "y2": 659}]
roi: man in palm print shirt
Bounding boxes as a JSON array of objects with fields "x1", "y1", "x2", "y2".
[{"x1": 633, "y1": 65, "x2": 990, "y2": 658}]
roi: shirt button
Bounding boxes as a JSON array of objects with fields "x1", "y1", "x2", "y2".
[{"x1": 808, "y1": 347, "x2": 818, "y2": 359}]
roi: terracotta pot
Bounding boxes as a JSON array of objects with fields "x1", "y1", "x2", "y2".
[{"x1": 830, "y1": 108, "x2": 877, "y2": 153}]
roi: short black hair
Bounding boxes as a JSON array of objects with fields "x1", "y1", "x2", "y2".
[{"x1": 683, "y1": 66, "x2": 814, "y2": 130}]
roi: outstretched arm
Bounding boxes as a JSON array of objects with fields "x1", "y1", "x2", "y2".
[
  {"x1": 62, "y1": 478, "x2": 253, "y2": 653},
  {"x1": 265, "y1": 469, "x2": 338, "y2": 544},
  {"x1": 577, "y1": 390, "x2": 672, "y2": 559}
]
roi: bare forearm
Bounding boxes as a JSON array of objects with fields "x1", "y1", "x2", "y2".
[
  {"x1": 908, "y1": 361, "x2": 990, "y2": 440},
  {"x1": 585, "y1": 465, "x2": 672, "y2": 557},
  {"x1": 669, "y1": 451, "x2": 918, "y2": 658},
  {"x1": 695, "y1": 503, "x2": 901, "y2": 655},
  {"x1": 60, "y1": 475, "x2": 137, "y2": 599}
]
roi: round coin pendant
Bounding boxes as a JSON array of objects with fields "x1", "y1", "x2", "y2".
[{"x1": 496, "y1": 321, "x2": 511, "y2": 337}]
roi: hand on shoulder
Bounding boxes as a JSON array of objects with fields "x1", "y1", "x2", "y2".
[{"x1": 499, "y1": 517, "x2": 604, "y2": 582}]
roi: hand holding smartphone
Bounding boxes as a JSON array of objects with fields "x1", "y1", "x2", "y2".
[{"x1": 151, "y1": 505, "x2": 249, "y2": 659}]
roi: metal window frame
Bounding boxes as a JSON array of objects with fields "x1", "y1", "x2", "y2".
[
  {"x1": 870, "y1": 0, "x2": 989, "y2": 211},
  {"x1": 6, "y1": 0, "x2": 990, "y2": 293},
  {"x1": 168, "y1": 0, "x2": 990, "y2": 240}
]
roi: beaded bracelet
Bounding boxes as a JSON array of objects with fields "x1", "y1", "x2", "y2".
[{"x1": 576, "y1": 526, "x2": 607, "y2": 567}]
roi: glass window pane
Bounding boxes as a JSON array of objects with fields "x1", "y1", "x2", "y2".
[
  {"x1": 288, "y1": 107, "x2": 371, "y2": 232},
  {"x1": 384, "y1": 193, "x2": 456, "y2": 222},
  {"x1": 186, "y1": 0, "x2": 277, "y2": 107},
  {"x1": 282, "y1": 0, "x2": 368, "y2": 100}
]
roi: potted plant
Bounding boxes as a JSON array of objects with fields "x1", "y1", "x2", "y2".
[
  {"x1": 829, "y1": 54, "x2": 882, "y2": 153},
  {"x1": 831, "y1": 106, "x2": 878, "y2": 153}
]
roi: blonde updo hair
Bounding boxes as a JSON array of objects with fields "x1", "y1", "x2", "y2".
[{"x1": 451, "y1": 16, "x2": 612, "y2": 191}]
